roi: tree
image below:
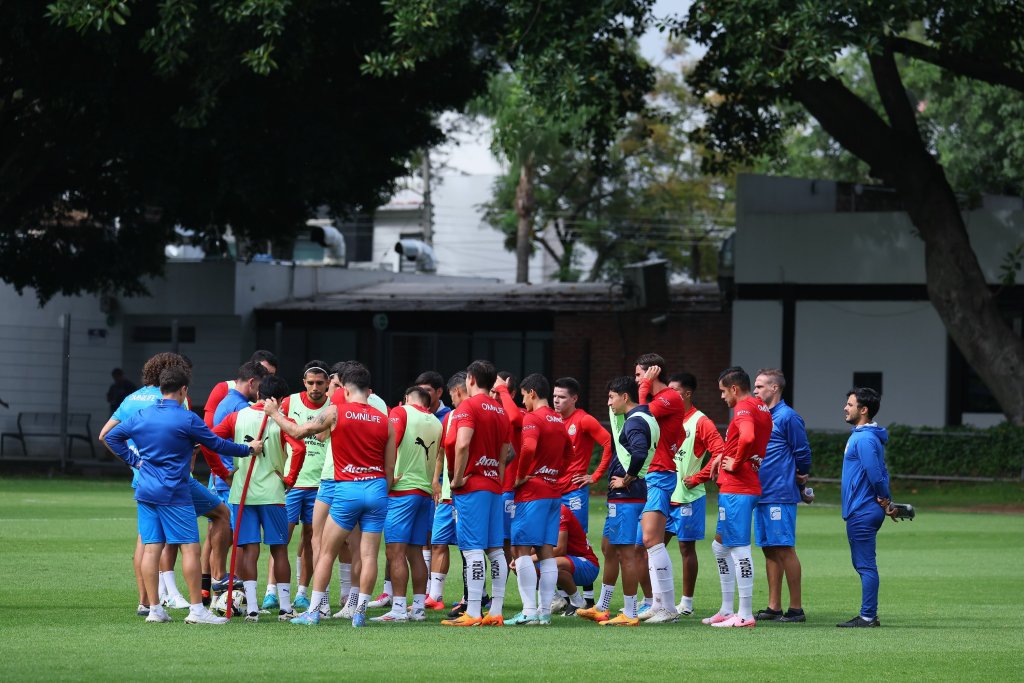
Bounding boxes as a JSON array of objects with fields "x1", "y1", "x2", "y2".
[{"x1": 679, "y1": 1, "x2": 1024, "y2": 424}]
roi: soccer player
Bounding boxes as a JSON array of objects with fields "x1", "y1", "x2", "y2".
[
  {"x1": 508, "y1": 374, "x2": 572, "y2": 626},
  {"x1": 838, "y1": 387, "x2": 897, "y2": 628},
  {"x1": 202, "y1": 350, "x2": 279, "y2": 428},
  {"x1": 441, "y1": 360, "x2": 511, "y2": 627},
  {"x1": 267, "y1": 364, "x2": 396, "y2": 627},
  {"x1": 578, "y1": 376, "x2": 659, "y2": 627},
  {"x1": 213, "y1": 374, "x2": 306, "y2": 621},
  {"x1": 666, "y1": 372, "x2": 725, "y2": 616},
  {"x1": 751, "y1": 369, "x2": 812, "y2": 623},
  {"x1": 552, "y1": 376, "x2": 612, "y2": 608},
  {"x1": 262, "y1": 361, "x2": 331, "y2": 613},
  {"x1": 701, "y1": 366, "x2": 772, "y2": 628},
  {"x1": 553, "y1": 503, "x2": 600, "y2": 615},
  {"x1": 105, "y1": 366, "x2": 260, "y2": 624},
  {"x1": 492, "y1": 372, "x2": 523, "y2": 566},
  {"x1": 373, "y1": 386, "x2": 443, "y2": 622},
  {"x1": 633, "y1": 353, "x2": 685, "y2": 623},
  {"x1": 416, "y1": 370, "x2": 452, "y2": 422}
]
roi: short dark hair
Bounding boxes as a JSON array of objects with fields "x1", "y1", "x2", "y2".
[
  {"x1": 404, "y1": 386, "x2": 431, "y2": 407},
  {"x1": 635, "y1": 353, "x2": 668, "y2": 382},
  {"x1": 250, "y1": 350, "x2": 279, "y2": 371},
  {"x1": 238, "y1": 360, "x2": 269, "y2": 382},
  {"x1": 467, "y1": 360, "x2": 497, "y2": 392},
  {"x1": 756, "y1": 368, "x2": 786, "y2": 389},
  {"x1": 259, "y1": 375, "x2": 291, "y2": 401},
  {"x1": 519, "y1": 373, "x2": 551, "y2": 400},
  {"x1": 447, "y1": 371, "x2": 467, "y2": 393},
  {"x1": 668, "y1": 372, "x2": 697, "y2": 391},
  {"x1": 553, "y1": 377, "x2": 581, "y2": 397},
  {"x1": 341, "y1": 365, "x2": 372, "y2": 391},
  {"x1": 848, "y1": 387, "x2": 881, "y2": 420},
  {"x1": 302, "y1": 360, "x2": 330, "y2": 379},
  {"x1": 606, "y1": 376, "x2": 639, "y2": 404},
  {"x1": 414, "y1": 371, "x2": 445, "y2": 390},
  {"x1": 159, "y1": 366, "x2": 191, "y2": 394},
  {"x1": 718, "y1": 366, "x2": 751, "y2": 392}
]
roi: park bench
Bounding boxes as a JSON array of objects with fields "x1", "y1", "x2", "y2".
[{"x1": 0, "y1": 412, "x2": 96, "y2": 461}]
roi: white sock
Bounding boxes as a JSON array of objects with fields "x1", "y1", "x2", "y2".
[
  {"x1": 338, "y1": 563, "x2": 352, "y2": 602},
  {"x1": 265, "y1": 583, "x2": 277, "y2": 596},
  {"x1": 295, "y1": 555, "x2": 301, "y2": 581},
  {"x1": 243, "y1": 580, "x2": 258, "y2": 615},
  {"x1": 157, "y1": 571, "x2": 169, "y2": 598},
  {"x1": 642, "y1": 596, "x2": 653, "y2": 607},
  {"x1": 598, "y1": 584, "x2": 615, "y2": 612},
  {"x1": 647, "y1": 543, "x2": 676, "y2": 613},
  {"x1": 487, "y1": 549, "x2": 507, "y2": 616},
  {"x1": 429, "y1": 572, "x2": 446, "y2": 601},
  {"x1": 557, "y1": 589, "x2": 568, "y2": 598},
  {"x1": 712, "y1": 540, "x2": 735, "y2": 615},
  {"x1": 583, "y1": 588, "x2": 594, "y2": 600},
  {"x1": 515, "y1": 556, "x2": 539, "y2": 617},
  {"x1": 297, "y1": 585, "x2": 308, "y2": 597},
  {"x1": 422, "y1": 549, "x2": 432, "y2": 572},
  {"x1": 166, "y1": 570, "x2": 183, "y2": 598},
  {"x1": 413, "y1": 594, "x2": 426, "y2": 610},
  {"x1": 623, "y1": 594, "x2": 638, "y2": 619},
  {"x1": 537, "y1": 558, "x2": 558, "y2": 617},
  {"x1": 149, "y1": 603, "x2": 162, "y2": 612},
  {"x1": 653, "y1": 593, "x2": 663, "y2": 611},
  {"x1": 680, "y1": 595, "x2": 693, "y2": 612},
  {"x1": 356, "y1": 592, "x2": 370, "y2": 614},
  {"x1": 347, "y1": 588, "x2": 359, "y2": 608},
  {"x1": 464, "y1": 549, "x2": 486, "y2": 618},
  {"x1": 730, "y1": 545, "x2": 755, "y2": 620},
  {"x1": 393, "y1": 596, "x2": 407, "y2": 614},
  {"x1": 569, "y1": 589, "x2": 585, "y2": 608},
  {"x1": 310, "y1": 590, "x2": 326, "y2": 614},
  {"x1": 277, "y1": 583, "x2": 292, "y2": 612},
  {"x1": 382, "y1": 580, "x2": 393, "y2": 596}
]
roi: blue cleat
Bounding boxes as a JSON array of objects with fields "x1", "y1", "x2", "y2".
[
  {"x1": 509, "y1": 612, "x2": 539, "y2": 626},
  {"x1": 261, "y1": 593, "x2": 280, "y2": 610},
  {"x1": 293, "y1": 595, "x2": 311, "y2": 611},
  {"x1": 290, "y1": 610, "x2": 321, "y2": 625},
  {"x1": 352, "y1": 612, "x2": 367, "y2": 628}
]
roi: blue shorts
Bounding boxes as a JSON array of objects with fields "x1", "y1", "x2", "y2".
[
  {"x1": 567, "y1": 556, "x2": 599, "y2": 587},
  {"x1": 602, "y1": 501, "x2": 643, "y2": 546},
  {"x1": 189, "y1": 477, "x2": 222, "y2": 518},
  {"x1": 502, "y1": 491, "x2": 515, "y2": 541},
  {"x1": 511, "y1": 497, "x2": 560, "y2": 547},
  {"x1": 330, "y1": 479, "x2": 388, "y2": 533},
  {"x1": 453, "y1": 490, "x2": 503, "y2": 551},
  {"x1": 233, "y1": 504, "x2": 289, "y2": 546},
  {"x1": 754, "y1": 502, "x2": 797, "y2": 547},
  {"x1": 643, "y1": 471, "x2": 675, "y2": 517},
  {"x1": 286, "y1": 488, "x2": 318, "y2": 525},
  {"x1": 384, "y1": 494, "x2": 434, "y2": 545},
  {"x1": 138, "y1": 502, "x2": 200, "y2": 545},
  {"x1": 431, "y1": 502, "x2": 458, "y2": 545},
  {"x1": 562, "y1": 487, "x2": 589, "y2": 532},
  {"x1": 667, "y1": 497, "x2": 707, "y2": 542},
  {"x1": 716, "y1": 493, "x2": 758, "y2": 547},
  {"x1": 316, "y1": 479, "x2": 336, "y2": 506}
]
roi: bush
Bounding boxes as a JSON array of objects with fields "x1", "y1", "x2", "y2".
[{"x1": 808, "y1": 423, "x2": 1024, "y2": 480}]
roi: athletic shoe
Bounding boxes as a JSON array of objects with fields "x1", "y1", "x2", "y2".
[
  {"x1": 550, "y1": 596, "x2": 568, "y2": 612},
  {"x1": 576, "y1": 606, "x2": 610, "y2": 623},
  {"x1": 244, "y1": 611, "x2": 259, "y2": 623},
  {"x1": 645, "y1": 609, "x2": 680, "y2": 624},
  {"x1": 261, "y1": 593, "x2": 280, "y2": 610},
  {"x1": 368, "y1": 592, "x2": 392, "y2": 608},
  {"x1": 164, "y1": 594, "x2": 190, "y2": 609},
  {"x1": 408, "y1": 608, "x2": 427, "y2": 622},
  {"x1": 184, "y1": 608, "x2": 228, "y2": 625},
  {"x1": 278, "y1": 609, "x2": 296, "y2": 622},
  {"x1": 508, "y1": 612, "x2": 539, "y2": 626},
  {"x1": 537, "y1": 613, "x2": 552, "y2": 626},
  {"x1": 600, "y1": 613, "x2": 640, "y2": 626},
  {"x1": 424, "y1": 596, "x2": 445, "y2": 611},
  {"x1": 711, "y1": 614, "x2": 755, "y2": 628},
  {"x1": 290, "y1": 611, "x2": 321, "y2": 625},
  {"x1": 440, "y1": 614, "x2": 482, "y2": 627},
  {"x1": 779, "y1": 609, "x2": 806, "y2": 623},
  {"x1": 675, "y1": 600, "x2": 693, "y2": 616},
  {"x1": 145, "y1": 608, "x2": 172, "y2": 623},
  {"x1": 754, "y1": 607, "x2": 783, "y2": 621},
  {"x1": 837, "y1": 615, "x2": 880, "y2": 628},
  {"x1": 334, "y1": 604, "x2": 354, "y2": 620},
  {"x1": 293, "y1": 595, "x2": 310, "y2": 611},
  {"x1": 136, "y1": 604, "x2": 150, "y2": 617},
  {"x1": 637, "y1": 604, "x2": 656, "y2": 621},
  {"x1": 584, "y1": 597, "x2": 595, "y2": 608},
  {"x1": 352, "y1": 612, "x2": 367, "y2": 628},
  {"x1": 701, "y1": 612, "x2": 733, "y2": 625},
  {"x1": 561, "y1": 603, "x2": 580, "y2": 617},
  {"x1": 370, "y1": 610, "x2": 408, "y2": 623},
  {"x1": 319, "y1": 601, "x2": 333, "y2": 618},
  {"x1": 211, "y1": 575, "x2": 242, "y2": 593},
  {"x1": 481, "y1": 613, "x2": 505, "y2": 626},
  {"x1": 446, "y1": 600, "x2": 467, "y2": 618}
]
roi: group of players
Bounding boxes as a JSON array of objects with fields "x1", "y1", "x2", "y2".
[{"x1": 101, "y1": 348, "x2": 822, "y2": 628}]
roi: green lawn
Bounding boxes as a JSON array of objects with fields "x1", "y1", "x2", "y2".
[{"x1": 0, "y1": 477, "x2": 1021, "y2": 681}]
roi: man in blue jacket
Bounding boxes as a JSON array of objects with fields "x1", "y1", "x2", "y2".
[
  {"x1": 106, "y1": 366, "x2": 262, "y2": 625},
  {"x1": 839, "y1": 387, "x2": 898, "y2": 628}
]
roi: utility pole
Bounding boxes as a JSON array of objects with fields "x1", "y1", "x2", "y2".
[{"x1": 421, "y1": 152, "x2": 433, "y2": 245}]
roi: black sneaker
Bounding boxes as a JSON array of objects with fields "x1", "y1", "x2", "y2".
[
  {"x1": 561, "y1": 603, "x2": 579, "y2": 617},
  {"x1": 754, "y1": 607, "x2": 784, "y2": 621},
  {"x1": 778, "y1": 608, "x2": 806, "y2": 622},
  {"x1": 837, "y1": 615, "x2": 880, "y2": 628},
  {"x1": 447, "y1": 600, "x2": 467, "y2": 618}
]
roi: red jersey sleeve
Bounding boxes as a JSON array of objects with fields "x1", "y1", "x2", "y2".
[
  {"x1": 581, "y1": 413, "x2": 611, "y2": 468},
  {"x1": 638, "y1": 378, "x2": 652, "y2": 405},
  {"x1": 517, "y1": 413, "x2": 540, "y2": 482},
  {"x1": 199, "y1": 445, "x2": 232, "y2": 480},
  {"x1": 203, "y1": 382, "x2": 229, "y2": 428},
  {"x1": 212, "y1": 411, "x2": 238, "y2": 440},
  {"x1": 732, "y1": 409, "x2": 757, "y2": 463},
  {"x1": 388, "y1": 406, "x2": 408, "y2": 447},
  {"x1": 559, "y1": 506, "x2": 570, "y2": 532},
  {"x1": 694, "y1": 415, "x2": 725, "y2": 458},
  {"x1": 493, "y1": 385, "x2": 523, "y2": 429},
  {"x1": 282, "y1": 419, "x2": 306, "y2": 484}
]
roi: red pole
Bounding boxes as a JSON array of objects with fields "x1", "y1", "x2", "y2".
[{"x1": 224, "y1": 413, "x2": 268, "y2": 619}]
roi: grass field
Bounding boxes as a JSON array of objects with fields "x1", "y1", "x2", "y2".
[{"x1": 1, "y1": 477, "x2": 1022, "y2": 682}]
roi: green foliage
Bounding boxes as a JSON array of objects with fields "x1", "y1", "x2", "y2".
[{"x1": 807, "y1": 423, "x2": 1024, "y2": 480}]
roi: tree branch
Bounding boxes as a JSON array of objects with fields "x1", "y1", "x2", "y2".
[
  {"x1": 868, "y1": 45, "x2": 922, "y2": 139},
  {"x1": 889, "y1": 36, "x2": 1024, "y2": 94}
]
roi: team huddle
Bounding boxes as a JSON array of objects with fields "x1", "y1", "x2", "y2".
[{"x1": 100, "y1": 348, "x2": 890, "y2": 628}]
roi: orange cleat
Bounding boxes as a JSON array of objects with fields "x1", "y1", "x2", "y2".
[
  {"x1": 600, "y1": 613, "x2": 640, "y2": 626},
  {"x1": 576, "y1": 606, "x2": 610, "y2": 623},
  {"x1": 440, "y1": 614, "x2": 483, "y2": 627},
  {"x1": 424, "y1": 597, "x2": 446, "y2": 611},
  {"x1": 481, "y1": 613, "x2": 505, "y2": 626}
]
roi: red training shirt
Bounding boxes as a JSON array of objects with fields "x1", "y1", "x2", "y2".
[
  {"x1": 717, "y1": 395, "x2": 772, "y2": 495},
  {"x1": 559, "y1": 408, "x2": 612, "y2": 493},
  {"x1": 330, "y1": 401, "x2": 389, "y2": 482},
  {"x1": 493, "y1": 385, "x2": 525, "y2": 493},
  {"x1": 640, "y1": 382, "x2": 686, "y2": 473},
  {"x1": 559, "y1": 504, "x2": 599, "y2": 565},
  {"x1": 515, "y1": 406, "x2": 572, "y2": 503},
  {"x1": 447, "y1": 393, "x2": 510, "y2": 496}
]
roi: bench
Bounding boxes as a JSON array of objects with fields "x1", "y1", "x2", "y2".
[{"x1": 0, "y1": 412, "x2": 96, "y2": 461}]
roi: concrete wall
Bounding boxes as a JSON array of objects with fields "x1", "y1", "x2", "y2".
[{"x1": 730, "y1": 300, "x2": 784, "y2": 380}]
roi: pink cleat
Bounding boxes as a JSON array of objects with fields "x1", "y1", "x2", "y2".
[
  {"x1": 701, "y1": 612, "x2": 733, "y2": 625},
  {"x1": 711, "y1": 614, "x2": 756, "y2": 628}
]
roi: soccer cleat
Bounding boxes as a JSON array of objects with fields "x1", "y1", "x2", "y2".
[
  {"x1": 537, "y1": 614, "x2": 552, "y2": 626},
  {"x1": 549, "y1": 596, "x2": 568, "y2": 613},
  {"x1": 352, "y1": 612, "x2": 367, "y2": 628},
  {"x1": 136, "y1": 604, "x2": 150, "y2": 617},
  {"x1": 755, "y1": 607, "x2": 784, "y2": 621},
  {"x1": 561, "y1": 603, "x2": 580, "y2": 617},
  {"x1": 675, "y1": 600, "x2": 693, "y2": 616},
  {"x1": 701, "y1": 612, "x2": 733, "y2": 625},
  {"x1": 440, "y1": 614, "x2": 482, "y2": 627},
  {"x1": 837, "y1": 615, "x2": 880, "y2": 628},
  {"x1": 244, "y1": 612, "x2": 260, "y2": 623},
  {"x1": 293, "y1": 595, "x2": 311, "y2": 611},
  {"x1": 164, "y1": 594, "x2": 190, "y2": 609},
  {"x1": 508, "y1": 612, "x2": 538, "y2": 626},
  {"x1": 481, "y1": 613, "x2": 505, "y2": 626},
  {"x1": 334, "y1": 604, "x2": 354, "y2": 620},
  {"x1": 645, "y1": 609, "x2": 680, "y2": 624},
  {"x1": 446, "y1": 600, "x2": 467, "y2": 618},
  {"x1": 779, "y1": 609, "x2": 806, "y2": 623},
  {"x1": 370, "y1": 610, "x2": 408, "y2": 623},
  {"x1": 368, "y1": 592, "x2": 392, "y2": 608},
  {"x1": 637, "y1": 603, "x2": 656, "y2": 621},
  {"x1": 290, "y1": 611, "x2": 321, "y2": 625},
  {"x1": 184, "y1": 608, "x2": 228, "y2": 625},
  {"x1": 145, "y1": 608, "x2": 172, "y2": 623},
  {"x1": 576, "y1": 606, "x2": 610, "y2": 623},
  {"x1": 600, "y1": 613, "x2": 640, "y2": 626},
  {"x1": 424, "y1": 596, "x2": 445, "y2": 611},
  {"x1": 408, "y1": 608, "x2": 427, "y2": 622},
  {"x1": 211, "y1": 575, "x2": 242, "y2": 593},
  {"x1": 711, "y1": 614, "x2": 755, "y2": 628},
  {"x1": 278, "y1": 609, "x2": 296, "y2": 622},
  {"x1": 261, "y1": 593, "x2": 280, "y2": 610}
]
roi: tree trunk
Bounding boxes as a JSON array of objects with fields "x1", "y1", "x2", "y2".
[{"x1": 514, "y1": 155, "x2": 535, "y2": 283}]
